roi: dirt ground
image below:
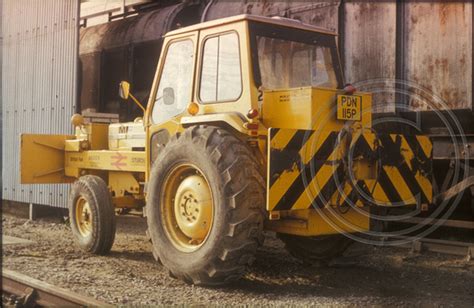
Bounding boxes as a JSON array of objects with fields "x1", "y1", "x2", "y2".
[{"x1": 2, "y1": 213, "x2": 473, "y2": 306}]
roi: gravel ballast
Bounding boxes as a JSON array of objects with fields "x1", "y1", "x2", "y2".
[{"x1": 2, "y1": 213, "x2": 473, "y2": 306}]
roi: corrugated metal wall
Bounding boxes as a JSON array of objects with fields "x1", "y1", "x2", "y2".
[
  {"x1": 1, "y1": 0, "x2": 79, "y2": 208},
  {"x1": 0, "y1": 0, "x2": 3, "y2": 199}
]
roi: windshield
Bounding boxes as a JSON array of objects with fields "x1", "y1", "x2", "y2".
[{"x1": 250, "y1": 22, "x2": 342, "y2": 90}]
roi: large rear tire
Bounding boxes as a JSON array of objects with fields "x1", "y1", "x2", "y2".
[
  {"x1": 68, "y1": 175, "x2": 116, "y2": 255},
  {"x1": 278, "y1": 233, "x2": 353, "y2": 265},
  {"x1": 147, "y1": 126, "x2": 265, "y2": 286}
]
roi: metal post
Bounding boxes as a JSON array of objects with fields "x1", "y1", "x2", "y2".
[
  {"x1": 29, "y1": 203, "x2": 37, "y2": 221},
  {"x1": 337, "y1": 0, "x2": 346, "y2": 79},
  {"x1": 395, "y1": 0, "x2": 406, "y2": 114}
]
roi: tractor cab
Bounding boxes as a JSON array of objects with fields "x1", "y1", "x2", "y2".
[{"x1": 143, "y1": 14, "x2": 345, "y2": 131}]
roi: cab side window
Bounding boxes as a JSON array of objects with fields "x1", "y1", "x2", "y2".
[
  {"x1": 199, "y1": 32, "x2": 242, "y2": 103},
  {"x1": 152, "y1": 39, "x2": 194, "y2": 124}
]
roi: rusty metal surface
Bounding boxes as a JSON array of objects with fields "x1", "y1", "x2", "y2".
[
  {"x1": 203, "y1": 0, "x2": 340, "y2": 32},
  {"x1": 202, "y1": 0, "x2": 472, "y2": 114},
  {"x1": 342, "y1": 1, "x2": 472, "y2": 113},
  {"x1": 2, "y1": 0, "x2": 79, "y2": 207},
  {"x1": 404, "y1": 1, "x2": 472, "y2": 111},
  {"x1": 342, "y1": 1, "x2": 397, "y2": 113},
  {"x1": 78, "y1": 0, "x2": 472, "y2": 118}
]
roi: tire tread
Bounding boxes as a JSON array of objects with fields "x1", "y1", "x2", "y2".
[
  {"x1": 68, "y1": 175, "x2": 116, "y2": 255},
  {"x1": 148, "y1": 126, "x2": 265, "y2": 286}
]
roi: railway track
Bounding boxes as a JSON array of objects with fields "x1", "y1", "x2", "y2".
[
  {"x1": 2, "y1": 269, "x2": 110, "y2": 307},
  {"x1": 382, "y1": 236, "x2": 474, "y2": 261},
  {"x1": 385, "y1": 216, "x2": 474, "y2": 259}
]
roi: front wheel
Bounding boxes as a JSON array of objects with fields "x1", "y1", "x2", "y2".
[
  {"x1": 68, "y1": 175, "x2": 116, "y2": 255},
  {"x1": 147, "y1": 126, "x2": 265, "y2": 286}
]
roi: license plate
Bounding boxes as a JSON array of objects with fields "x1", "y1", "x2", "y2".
[{"x1": 337, "y1": 95, "x2": 362, "y2": 121}]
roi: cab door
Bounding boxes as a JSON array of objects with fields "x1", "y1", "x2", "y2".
[{"x1": 146, "y1": 32, "x2": 198, "y2": 178}]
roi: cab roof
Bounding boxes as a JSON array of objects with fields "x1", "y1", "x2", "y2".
[{"x1": 165, "y1": 14, "x2": 337, "y2": 37}]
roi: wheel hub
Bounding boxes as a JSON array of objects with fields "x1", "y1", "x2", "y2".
[
  {"x1": 75, "y1": 197, "x2": 92, "y2": 237},
  {"x1": 174, "y1": 175, "x2": 212, "y2": 241}
]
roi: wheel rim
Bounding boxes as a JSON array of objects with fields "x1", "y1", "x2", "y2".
[
  {"x1": 161, "y1": 163, "x2": 213, "y2": 252},
  {"x1": 75, "y1": 196, "x2": 93, "y2": 237}
]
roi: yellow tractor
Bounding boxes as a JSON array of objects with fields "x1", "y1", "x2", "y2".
[{"x1": 21, "y1": 15, "x2": 433, "y2": 285}]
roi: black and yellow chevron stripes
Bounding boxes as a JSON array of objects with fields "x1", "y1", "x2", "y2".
[
  {"x1": 351, "y1": 133, "x2": 432, "y2": 206},
  {"x1": 267, "y1": 128, "x2": 433, "y2": 211}
]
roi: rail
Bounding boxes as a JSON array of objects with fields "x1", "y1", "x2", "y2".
[
  {"x1": 385, "y1": 237, "x2": 474, "y2": 261},
  {"x1": 2, "y1": 269, "x2": 110, "y2": 307},
  {"x1": 400, "y1": 217, "x2": 474, "y2": 230}
]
